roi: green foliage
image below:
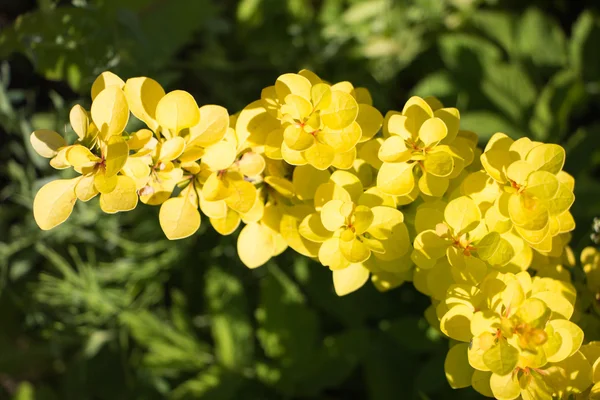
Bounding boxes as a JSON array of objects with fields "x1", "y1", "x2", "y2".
[{"x1": 1, "y1": 0, "x2": 600, "y2": 398}]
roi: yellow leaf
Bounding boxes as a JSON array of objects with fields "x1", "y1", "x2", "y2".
[
  {"x1": 281, "y1": 93, "x2": 313, "y2": 120},
  {"x1": 66, "y1": 145, "x2": 100, "y2": 169},
  {"x1": 238, "y1": 152, "x2": 265, "y2": 177},
  {"x1": 236, "y1": 100, "x2": 281, "y2": 147},
  {"x1": 127, "y1": 129, "x2": 153, "y2": 150},
  {"x1": 159, "y1": 195, "x2": 201, "y2": 239},
  {"x1": 30, "y1": 130, "x2": 66, "y2": 158},
  {"x1": 299, "y1": 212, "x2": 333, "y2": 242},
  {"x1": 33, "y1": 178, "x2": 79, "y2": 230},
  {"x1": 319, "y1": 237, "x2": 350, "y2": 270},
  {"x1": 316, "y1": 121, "x2": 361, "y2": 153},
  {"x1": 283, "y1": 124, "x2": 314, "y2": 151},
  {"x1": 104, "y1": 136, "x2": 129, "y2": 177},
  {"x1": 237, "y1": 222, "x2": 275, "y2": 268},
  {"x1": 489, "y1": 372, "x2": 520, "y2": 400},
  {"x1": 480, "y1": 133, "x2": 514, "y2": 183},
  {"x1": 352, "y1": 87, "x2": 372, "y2": 105},
  {"x1": 435, "y1": 107, "x2": 460, "y2": 143},
  {"x1": 332, "y1": 263, "x2": 370, "y2": 296},
  {"x1": 424, "y1": 147, "x2": 454, "y2": 177},
  {"x1": 298, "y1": 69, "x2": 322, "y2": 85},
  {"x1": 320, "y1": 90, "x2": 359, "y2": 130},
  {"x1": 340, "y1": 229, "x2": 371, "y2": 263},
  {"x1": 281, "y1": 141, "x2": 308, "y2": 165},
  {"x1": 292, "y1": 165, "x2": 330, "y2": 201},
  {"x1": 201, "y1": 141, "x2": 237, "y2": 171},
  {"x1": 224, "y1": 173, "x2": 256, "y2": 214},
  {"x1": 311, "y1": 82, "x2": 332, "y2": 110},
  {"x1": 376, "y1": 162, "x2": 415, "y2": 196},
  {"x1": 418, "y1": 172, "x2": 449, "y2": 197},
  {"x1": 75, "y1": 174, "x2": 99, "y2": 201},
  {"x1": 91, "y1": 71, "x2": 124, "y2": 100},
  {"x1": 90, "y1": 86, "x2": 129, "y2": 139},
  {"x1": 275, "y1": 73, "x2": 312, "y2": 102},
  {"x1": 123, "y1": 76, "x2": 165, "y2": 131},
  {"x1": 304, "y1": 140, "x2": 335, "y2": 170},
  {"x1": 210, "y1": 208, "x2": 241, "y2": 235},
  {"x1": 320, "y1": 199, "x2": 346, "y2": 231},
  {"x1": 69, "y1": 105, "x2": 90, "y2": 140},
  {"x1": 418, "y1": 117, "x2": 447, "y2": 146},
  {"x1": 525, "y1": 143, "x2": 565, "y2": 174},
  {"x1": 356, "y1": 104, "x2": 383, "y2": 142},
  {"x1": 188, "y1": 105, "x2": 230, "y2": 147},
  {"x1": 331, "y1": 148, "x2": 356, "y2": 169},
  {"x1": 158, "y1": 136, "x2": 186, "y2": 162},
  {"x1": 378, "y1": 135, "x2": 411, "y2": 163},
  {"x1": 264, "y1": 176, "x2": 295, "y2": 198},
  {"x1": 401, "y1": 96, "x2": 434, "y2": 139},
  {"x1": 445, "y1": 343, "x2": 474, "y2": 389},
  {"x1": 440, "y1": 304, "x2": 474, "y2": 342},
  {"x1": 99, "y1": 176, "x2": 138, "y2": 213},
  {"x1": 155, "y1": 90, "x2": 200, "y2": 134}
]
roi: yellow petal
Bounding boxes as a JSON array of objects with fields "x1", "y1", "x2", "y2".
[
  {"x1": 155, "y1": 90, "x2": 200, "y2": 134},
  {"x1": 159, "y1": 195, "x2": 201, "y2": 239},
  {"x1": 90, "y1": 86, "x2": 129, "y2": 139},
  {"x1": 30, "y1": 130, "x2": 66, "y2": 158},
  {"x1": 33, "y1": 178, "x2": 78, "y2": 230},
  {"x1": 237, "y1": 222, "x2": 275, "y2": 268}
]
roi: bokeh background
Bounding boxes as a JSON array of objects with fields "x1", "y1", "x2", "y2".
[{"x1": 1, "y1": 0, "x2": 600, "y2": 399}]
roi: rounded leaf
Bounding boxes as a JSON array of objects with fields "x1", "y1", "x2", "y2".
[
  {"x1": 155, "y1": 90, "x2": 200, "y2": 134},
  {"x1": 33, "y1": 178, "x2": 78, "y2": 230},
  {"x1": 159, "y1": 196, "x2": 201, "y2": 239}
]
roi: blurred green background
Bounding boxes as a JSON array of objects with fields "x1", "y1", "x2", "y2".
[{"x1": 1, "y1": 0, "x2": 600, "y2": 399}]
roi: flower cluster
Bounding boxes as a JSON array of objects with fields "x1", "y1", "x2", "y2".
[{"x1": 31, "y1": 70, "x2": 600, "y2": 399}]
